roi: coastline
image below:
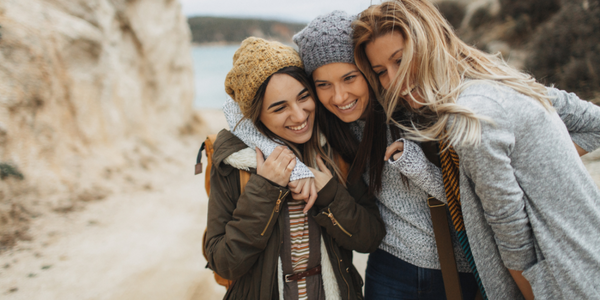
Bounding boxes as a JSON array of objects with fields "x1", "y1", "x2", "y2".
[{"x1": 192, "y1": 41, "x2": 241, "y2": 47}]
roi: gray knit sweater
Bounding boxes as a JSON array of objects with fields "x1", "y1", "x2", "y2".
[
  {"x1": 223, "y1": 97, "x2": 471, "y2": 272},
  {"x1": 348, "y1": 121, "x2": 471, "y2": 272},
  {"x1": 451, "y1": 82, "x2": 600, "y2": 299}
]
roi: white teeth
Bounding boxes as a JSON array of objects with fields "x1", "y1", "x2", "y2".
[
  {"x1": 338, "y1": 100, "x2": 358, "y2": 110},
  {"x1": 401, "y1": 84, "x2": 416, "y2": 96},
  {"x1": 289, "y1": 120, "x2": 307, "y2": 131}
]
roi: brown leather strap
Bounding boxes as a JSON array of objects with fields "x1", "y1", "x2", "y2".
[
  {"x1": 428, "y1": 196, "x2": 463, "y2": 300},
  {"x1": 239, "y1": 170, "x2": 251, "y2": 194},
  {"x1": 474, "y1": 290, "x2": 484, "y2": 300},
  {"x1": 285, "y1": 265, "x2": 322, "y2": 282}
]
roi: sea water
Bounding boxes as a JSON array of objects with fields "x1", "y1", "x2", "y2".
[{"x1": 192, "y1": 45, "x2": 239, "y2": 109}]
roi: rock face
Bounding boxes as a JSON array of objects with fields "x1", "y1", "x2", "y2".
[{"x1": 0, "y1": 0, "x2": 195, "y2": 248}]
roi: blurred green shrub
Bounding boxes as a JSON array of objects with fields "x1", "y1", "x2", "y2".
[
  {"x1": 0, "y1": 163, "x2": 24, "y2": 180},
  {"x1": 187, "y1": 17, "x2": 305, "y2": 44}
]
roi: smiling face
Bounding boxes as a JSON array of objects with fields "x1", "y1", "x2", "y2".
[
  {"x1": 311, "y1": 63, "x2": 370, "y2": 123},
  {"x1": 259, "y1": 73, "x2": 316, "y2": 144},
  {"x1": 365, "y1": 31, "x2": 423, "y2": 109}
]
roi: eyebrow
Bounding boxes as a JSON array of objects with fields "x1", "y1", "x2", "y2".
[
  {"x1": 268, "y1": 100, "x2": 286, "y2": 110},
  {"x1": 297, "y1": 88, "x2": 308, "y2": 96},
  {"x1": 342, "y1": 70, "x2": 359, "y2": 78},
  {"x1": 388, "y1": 48, "x2": 403, "y2": 61},
  {"x1": 314, "y1": 71, "x2": 359, "y2": 83},
  {"x1": 371, "y1": 48, "x2": 403, "y2": 68},
  {"x1": 267, "y1": 88, "x2": 308, "y2": 110}
]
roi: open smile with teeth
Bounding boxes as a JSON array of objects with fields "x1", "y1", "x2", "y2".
[
  {"x1": 288, "y1": 119, "x2": 308, "y2": 131},
  {"x1": 338, "y1": 99, "x2": 358, "y2": 110},
  {"x1": 401, "y1": 84, "x2": 416, "y2": 96}
]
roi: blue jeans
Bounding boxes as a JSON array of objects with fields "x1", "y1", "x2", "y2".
[{"x1": 365, "y1": 249, "x2": 479, "y2": 300}]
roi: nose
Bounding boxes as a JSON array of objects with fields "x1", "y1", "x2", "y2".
[
  {"x1": 332, "y1": 85, "x2": 348, "y2": 105},
  {"x1": 382, "y1": 65, "x2": 399, "y2": 90},
  {"x1": 381, "y1": 73, "x2": 391, "y2": 90},
  {"x1": 289, "y1": 103, "x2": 308, "y2": 123}
]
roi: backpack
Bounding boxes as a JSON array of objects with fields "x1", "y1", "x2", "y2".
[{"x1": 196, "y1": 134, "x2": 250, "y2": 290}]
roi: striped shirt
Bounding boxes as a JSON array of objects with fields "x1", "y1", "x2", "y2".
[{"x1": 288, "y1": 199, "x2": 310, "y2": 300}]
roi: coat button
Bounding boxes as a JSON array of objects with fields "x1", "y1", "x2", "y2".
[{"x1": 346, "y1": 267, "x2": 350, "y2": 273}]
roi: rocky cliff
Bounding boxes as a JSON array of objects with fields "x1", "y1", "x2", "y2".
[
  {"x1": 436, "y1": 0, "x2": 600, "y2": 101},
  {"x1": 0, "y1": 0, "x2": 196, "y2": 248}
]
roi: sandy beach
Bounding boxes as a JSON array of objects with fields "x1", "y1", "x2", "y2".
[{"x1": 0, "y1": 108, "x2": 368, "y2": 300}]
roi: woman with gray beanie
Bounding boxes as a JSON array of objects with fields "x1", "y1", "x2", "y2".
[{"x1": 223, "y1": 9, "x2": 600, "y2": 300}]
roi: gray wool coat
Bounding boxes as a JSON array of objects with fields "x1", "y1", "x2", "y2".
[{"x1": 453, "y1": 81, "x2": 600, "y2": 299}]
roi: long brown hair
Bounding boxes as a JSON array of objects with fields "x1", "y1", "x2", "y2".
[
  {"x1": 353, "y1": 0, "x2": 553, "y2": 147},
  {"x1": 245, "y1": 66, "x2": 346, "y2": 183}
]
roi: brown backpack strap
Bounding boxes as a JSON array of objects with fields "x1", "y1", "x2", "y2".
[
  {"x1": 203, "y1": 134, "x2": 218, "y2": 195},
  {"x1": 428, "y1": 196, "x2": 463, "y2": 300},
  {"x1": 422, "y1": 141, "x2": 463, "y2": 300},
  {"x1": 334, "y1": 154, "x2": 350, "y2": 182},
  {"x1": 201, "y1": 132, "x2": 251, "y2": 291},
  {"x1": 239, "y1": 170, "x2": 251, "y2": 194}
]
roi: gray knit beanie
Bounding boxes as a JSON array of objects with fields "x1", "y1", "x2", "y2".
[{"x1": 293, "y1": 10, "x2": 356, "y2": 76}]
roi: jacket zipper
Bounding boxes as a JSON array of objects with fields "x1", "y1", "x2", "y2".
[
  {"x1": 261, "y1": 190, "x2": 289, "y2": 236},
  {"x1": 322, "y1": 208, "x2": 352, "y2": 237},
  {"x1": 330, "y1": 235, "x2": 350, "y2": 300}
]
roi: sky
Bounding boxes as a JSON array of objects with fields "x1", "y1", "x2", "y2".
[{"x1": 180, "y1": 0, "x2": 383, "y2": 23}]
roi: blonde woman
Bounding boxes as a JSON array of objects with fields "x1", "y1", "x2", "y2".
[{"x1": 353, "y1": 0, "x2": 600, "y2": 299}]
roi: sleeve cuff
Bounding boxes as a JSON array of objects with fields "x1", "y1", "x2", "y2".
[
  {"x1": 571, "y1": 133, "x2": 597, "y2": 153},
  {"x1": 388, "y1": 139, "x2": 428, "y2": 175},
  {"x1": 289, "y1": 158, "x2": 315, "y2": 181},
  {"x1": 499, "y1": 243, "x2": 537, "y2": 271},
  {"x1": 314, "y1": 177, "x2": 337, "y2": 208}
]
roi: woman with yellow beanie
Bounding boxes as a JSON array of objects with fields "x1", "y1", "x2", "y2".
[{"x1": 204, "y1": 37, "x2": 385, "y2": 300}]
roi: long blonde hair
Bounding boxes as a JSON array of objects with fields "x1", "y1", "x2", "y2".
[{"x1": 353, "y1": 0, "x2": 553, "y2": 147}]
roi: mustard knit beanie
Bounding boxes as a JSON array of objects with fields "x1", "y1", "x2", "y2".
[{"x1": 225, "y1": 37, "x2": 304, "y2": 117}]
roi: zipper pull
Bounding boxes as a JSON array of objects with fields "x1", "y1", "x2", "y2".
[
  {"x1": 274, "y1": 199, "x2": 282, "y2": 213},
  {"x1": 322, "y1": 210, "x2": 337, "y2": 226},
  {"x1": 275, "y1": 190, "x2": 289, "y2": 213},
  {"x1": 322, "y1": 208, "x2": 352, "y2": 237}
]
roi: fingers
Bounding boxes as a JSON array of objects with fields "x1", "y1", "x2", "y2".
[
  {"x1": 289, "y1": 179, "x2": 302, "y2": 199},
  {"x1": 315, "y1": 155, "x2": 332, "y2": 177},
  {"x1": 256, "y1": 147, "x2": 264, "y2": 169},
  {"x1": 384, "y1": 141, "x2": 404, "y2": 161},
  {"x1": 303, "y1": 181, "x2": 318, "y2": 214},
  {"x1": 270, "y1": 146, "x2": 285, "y2": 160},
  {"x1": 285, "y1": 157, "x2": 296, "y2": 175},
  {"x1": 297, "y1": 179, "x2": 310, "y2": 201},
  {"x1": 266, "y1": 146, "x2": 295, "y2": 167},
  {"x1": 257, "y1": 146, "x2": 296, "y2": 186}
]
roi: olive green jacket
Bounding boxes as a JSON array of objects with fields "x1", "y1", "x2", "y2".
[{"x1": 204, "y1": 130, "x2": 386, "y2": 300}]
